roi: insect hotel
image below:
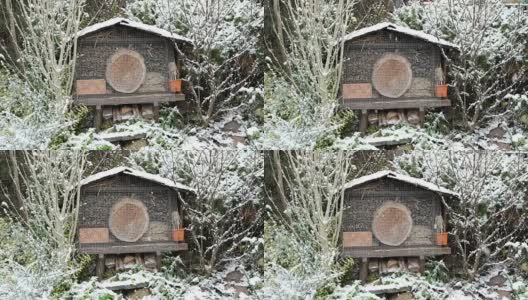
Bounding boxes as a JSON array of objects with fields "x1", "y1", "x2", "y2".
[
  {"x1": 341, "y1": 171, "x2": 455, "y2": 282},
  {"x1": 74, "y1": 18, "x2": 192, "y2": 130},
  {"x1": 77, "y1": 167, "x2": 194, "y2": 278},
  {"x1": 340, "y1": 23, "x2": 459, "y2": 132}
]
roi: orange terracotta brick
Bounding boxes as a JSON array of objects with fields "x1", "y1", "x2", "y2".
[
  {"x1": 343, "y1": 231, "x2": 373, "y2": 247},
  {"x1": 79, "y1": 228, "x2": 110, "y2": 243},
  {"x1": 76, "y1": 79, "x2": 107, "y2": 95}
]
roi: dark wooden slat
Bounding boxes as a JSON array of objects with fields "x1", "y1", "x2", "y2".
[
  {"x1": 365, "y1": 285, "x2": 412, "y2": 295},
  {"x1": 96, "y1": 254, "x2": 105, "y2": 279},
  {"x1": 359, "y1": 109, "x2": 368, "y2": 134},
  {"x1": 341, "y1": 98, "x2": 451, "y2": 110},
  {"x1": 79, "y1": 242, "x2": 188, "y2": 254},
  {"x1": 100, "y1": 281, "x2": 149, "y2": 291},
  {"x1": 98, "y1": 132, "x2": 147, "y2": 143},
  {"x1": 95, "y1": 105, "x2": 103, "y2": 131},
  {"x1": 360, "y1": 257, "x2": 368, "y2": 283},
  {"x1": 75, "y1": 93, "x2": 185, "y2": 106},
  {"x1": 342, "y1": 246, "x2": 451, "y2": 258}
]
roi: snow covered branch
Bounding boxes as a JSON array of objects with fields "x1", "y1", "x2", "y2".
[
  {"x1": 129, "y1": 150, "x2": 263, "y2": 273},
  {"x1": 395, "y1": 0, "x2": 528, "y2": 129},
  {"x1": 394, "y1": 151, "x2": 528, "y2": 279},
  {"x1": 270, "y1": 150, "x2": 355, "y2": 255},
  {"x1": 126, "y1": 0, "x2": 263, "y2": 123},
  {"x1": 5, "y1": 150, "x2": 87, "y2": 268}
]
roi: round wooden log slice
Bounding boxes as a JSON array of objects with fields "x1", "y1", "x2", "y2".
[
  {"x1": 372, "y1": 202, "x2": 413, "y2": 246},
  {"x1": 106, "y1": 49, "x2": 146, "y2": 93},
  {"x1": 109, "y1": 198, "x2": 149, "y2": 242},
  {"x1": 372, "y1": 54, "x2": 413, "y2": 98}
]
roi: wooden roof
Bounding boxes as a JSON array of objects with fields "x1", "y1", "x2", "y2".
[
  {"x1": 77, "y1": 17, "x2": 192, "y2": 44},
  {"x1": 80, "y1": 166, "x2": 195, "y2": 193},
  {"x1": 343, "y1": 170, "x2": 458, "y2": 197},
  {"x1": 343, "y1": 22, "x2": 459, "y2": 49}
]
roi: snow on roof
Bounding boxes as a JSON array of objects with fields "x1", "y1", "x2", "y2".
[
  {"x1": 344, "y1": 170, "x2": 458, "y2": 197},
  {"x1": 80, "y1": 166, "x2": 195, "y2": 193},
  {"x1": 77, "y1": 17, "x2": 192, "y2": 44},
  {"x1": 343, "y1": 22, "x2": 459, "y2": 49}
]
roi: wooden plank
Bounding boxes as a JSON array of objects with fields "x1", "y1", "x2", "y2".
[
  {"x1": 96, "y1": 254, "x2": 105, "y2": 279},
  {"x1": 99, "y1": 280, "x2": 149, "y2": 291},
  {"x1": 343, "y1": 232, "x2": 373, "y2": 247},
  {"x1": 360, "y1": 258, "x2": 368, "y2": 283},
  {"x1": 76, "y1": 79, "x2": 107, "y2": 95},
  {"x1": 341, "y1": 98, "x2": 451, "y2": 110},
  {"x1": 155, "y1": 251, "x2": 162, "y2": 270},
  {"x1": 363, "y1": 136, "x2": 412, "y2": 147},
  {"x1": 342, "y1": 246, "x2": 451, "y2": 258},
  {"x1": 419, "y1": 107, "x2": 425, "y2": 127},
  {"x1": 419, "y1": 256, "x2": 425, "y2": 274},
  {"x1": 364, "y1": 284, "x2": 412, "y2": 295},
  {"x1": 79, "y1": 242, "x2": 188, "y2": 254},
  {"x1": 75, "y1": 92, "x2": 185, "y2": 106},
  {"x1": 153, "y1": 102, "x2": 160, "y2": 121},
  {"x1": 360, "y1": 110, "x2": 368, "y2": 134},
  {"x1": 343, "y1": 83, "x2": 372, "y2": 99},
  {"x1": 95, "y1": 105, "x2": 103, "y2": 131},
  {"x1": 96, "y1": 132, "x2": 147, "y2": 143},
  {"x1": 79, "y1": 228, "x2": 109, "y2": 243}
]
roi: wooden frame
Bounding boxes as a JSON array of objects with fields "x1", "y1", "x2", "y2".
[
  {"x1": 341, "y1": 98, "x2": 451, "y2": 110},
  {"x1": 342, "y1": 246, "x2": 451, "y2": 258},
  {"x1": 346, "y1": 98, "x2": 450, "y2": 133},
  {"x1": 75, "y1": 92, "x2": 185, "y2": 130},
  {"x1": 340, "y1": 28, "x2": 455, "y2": 134},
  {"x1": 79, "y1": 241, "x2": 188, "y2": 255},
  {"x1": 75, "y1": 92, "x2": 185, "y2": 106}
]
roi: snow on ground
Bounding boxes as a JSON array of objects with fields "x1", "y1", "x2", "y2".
[
  {"x1": 59, "y1": 114, "x2": 260, "y2": 150},
  {"x1": 348, "y1": 121, "x2": 528, "y2": 150},
  {"x1": 63, "y1": 263, "x2": 262, "y2": 300}
]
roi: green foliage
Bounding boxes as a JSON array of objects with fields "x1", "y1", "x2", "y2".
[
  {"x1": 425, "y1": 260, "x2": 449, "y2": 284},
  {"x1": 425, "y1": 112, "x2": 450, "y2": 135},
  {"x1": 98, "y1": 293, "x2": 116, "y2": 300},
  {"x1": 314, "y1": 282, "x2": 337, "y2": 299},
  {"x1": 74, "y1": 255, "x2": 94, "y2": 282},
  {"x1": 69, "y1": 105, "x2": 90, "y2": 134},
  {"x1": 49, "y1": 131, "x2": 70, "y2": 149},
  {"x1": 162, "y1": 255, "x2": 187, "y2": 278},
  {"x1": 50, "y1": 279, "x2": 73, "y2": 299},
  {"x1": 393, "y1": 3, "x2": 425, "y2": 31},
  {"x1": 264, "y1": 73, "x2": 303, "y2": 123},
  {"x1": 160, "y1": 106, "x2": 185, "y2": 129},
  {"x1": 96, "y1": 144, "x2": 114, "y2": 151},
  {"x1": 315, "y1": 133, "x2": 336, "y2": 149},
  {"x1": 336, "y1": 110, "x2": 357, "y2": 138},
  {"x1": 337, "y1": 257, "x2": 356, "y2": 285}
]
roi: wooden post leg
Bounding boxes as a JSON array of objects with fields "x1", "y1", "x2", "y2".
[
  {"x1": 419, "y1": 107, "x2": 425, "y2": 128},
  {"x1": 360, "y1": 109, "x2": 368, "y2": 134},
  {"x1": 419, "y1": 256, "x2": 425, "y2": 274},
  {"x1": 360, "y1": 257, "x2": 368, "y2": 283},
  {"x1": 153, "y1": 102, "x2": 160, "y2": 122},
  {"x1": 155, "y1": 251, "x2": 162, "y2": 271},
  {"x1": 96, "y1": 254, "x2": 105, "y2": 280},
  {"x1": 95, "y1": 105, "x2": 103, "y2": 132}
]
